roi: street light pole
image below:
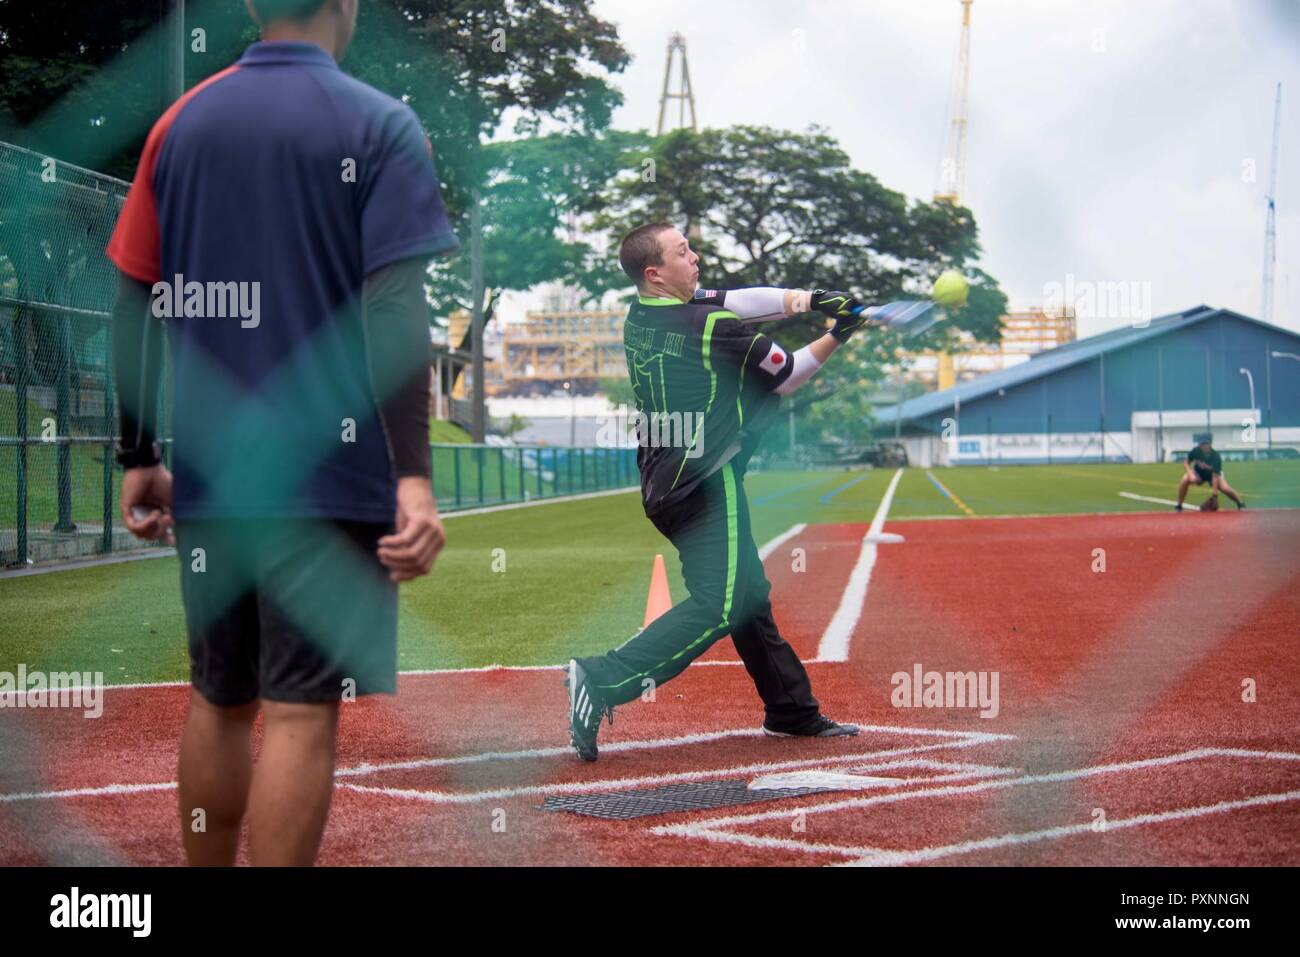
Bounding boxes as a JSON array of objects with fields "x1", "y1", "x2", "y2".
[
  {"x1": 1239, "y1": 367, "x2": 1257, "y2": 461},
  {"x1": 1265, "y1": 346, "x2": 1273, "y2": 451},
  {"x1": 1272, "y1": 352, "x2": 1300, "y2": 457},
  {"x1": 564, "y1": 380, "x2": 576, "y2": 446}
]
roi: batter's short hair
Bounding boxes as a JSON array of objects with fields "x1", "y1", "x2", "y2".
[
  {"x1": 618, "y1": 222, "x2": 676, "y2": 289},
  {"x1": 250, "y1": 0, "x2": 330, "y2": 23}
]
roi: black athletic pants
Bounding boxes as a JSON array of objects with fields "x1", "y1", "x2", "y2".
[{"x1": 579, "y1": 459, "x2": 820, "y2": 729}]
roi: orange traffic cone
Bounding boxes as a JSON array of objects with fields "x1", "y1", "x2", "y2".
[{"x1": 643, "y1": 553, "x2": 673, "y2": 628}]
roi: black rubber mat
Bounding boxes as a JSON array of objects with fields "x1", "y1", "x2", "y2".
[{"x1": 541, "y1": 779, "x2": 837, "y2": 820}]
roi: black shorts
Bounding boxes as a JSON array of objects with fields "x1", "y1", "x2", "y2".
[
  {"x1": 1192, "y1": 467, "x2": 1218, "y2": 486},
  {"x1": 174, "y1": 518, "x2": 398, "y2": 706}
]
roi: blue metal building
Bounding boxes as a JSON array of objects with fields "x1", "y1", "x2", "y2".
[{"x1": 875, "y1": 306, "x2": 1300, "y2": 467}]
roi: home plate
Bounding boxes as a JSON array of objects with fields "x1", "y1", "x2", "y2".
[
  {"x1": 748, "y1": 770, "x2": 899, "y2": 791},
  {"x1": 864, "y1": 532, "x2": 905, "y2": 544}
]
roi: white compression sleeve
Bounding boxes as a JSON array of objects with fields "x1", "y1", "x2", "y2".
[
  {"x1": 721, "y1": 286, "x2": 789, "y2": 322},
  {"x1": 772, "y1": 344, "x2": 823, "y2": 396}
]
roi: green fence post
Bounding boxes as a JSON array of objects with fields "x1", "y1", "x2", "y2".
[
  {"x1": 54, "y1": 315, "x2": 74, "y2": 532},
  {"x1": 536, "y1": 449, "x2": 544, "y2": 497},
  {"x1": 102, "y1": 347, "x2": 114, "y2": 555},
  {"x1": 476, "y1": 445, "x2": 484, "y2": 505},
  {"x1": 14, "y1": 311, "x2": 30, "y2": 565},
  {"x1": 453, "y1": 446, "x2": 462, "y2": 507},
  {"x1": 498, "y1": 447, "x2": 506, "y2": 502},
  {"x1": 517, "y1": 447, "x2": 525, "y2": 499}
]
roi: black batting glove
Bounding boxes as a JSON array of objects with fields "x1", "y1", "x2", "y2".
[
  {"x1": 830, "y1": 313, "x2": 868, "y2": 342},
  {"x1": 813, "y1": 289, "x2": 866, "y2": 342},
  {"x1": 812, "y1": 289, "x2": 862, "y2": 319}
]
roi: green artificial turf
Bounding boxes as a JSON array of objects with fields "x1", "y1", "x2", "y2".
[{"x1": 428, "y1": 419, "x2": 471, "y2": 444}]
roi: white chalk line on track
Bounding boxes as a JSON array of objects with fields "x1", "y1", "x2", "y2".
[
  {"x1": 337, "y1": 754, "x2": 1020, "y2": 806},
  {"x1": 334, "y1": 722, "x2": 1013, "y2": 779},
  {"x1": 0, "y1": 722, "x2": 1011, "y2": 803},
  {"x1": 842, "y1": 789, "x2": 1300, "y2": 867},
  {"x1": 757, "y1": 523, "x2": 806, "y2": 562},
  {"x1": 816, "y1": 467, "x2": 904, "y2": 662},
  {"x1": 652, "y1": 747, "x2": 1300, "y2": 864},
  {"x1": 0, "y1": 781, "x2": 177, "y2": 804},
  {"x1": 1119, "y1": 491, "x2": 1185, "y2": 508}
]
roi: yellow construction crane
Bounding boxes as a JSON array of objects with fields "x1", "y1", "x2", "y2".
[
  {"x1": 933, "y1": 0, "x2": 974, "y2": 389},
  {"x1": 935, "y1": 0, "x2": 973, "y2": 206}
]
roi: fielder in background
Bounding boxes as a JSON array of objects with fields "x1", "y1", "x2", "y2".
[
  {"x1": 566, "y1": 221, "x2": 869, "y2": 762},
  {"x1": 1176, "y1": 433, "x2": 1245, "y2": 511}
]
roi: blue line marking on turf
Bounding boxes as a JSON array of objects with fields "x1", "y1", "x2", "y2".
[
  {"x1": 926, "y1": 470, "x2": 953, "y2": 500},
  {"x1": 819, "y1": 473, "x2": 870, "y2": 505}
]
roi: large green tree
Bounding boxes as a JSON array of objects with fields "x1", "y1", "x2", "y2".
[
  {"x1": 0, "y1": 0, "x2": 629, "y2": 187},
  {"x1": 431, "y1": 128, "x2": 647, "y2": 377}
]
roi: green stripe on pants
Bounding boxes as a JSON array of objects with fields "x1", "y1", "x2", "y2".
[{"x1": 597, "y1": 460, "x2": 739, "y2": 693}]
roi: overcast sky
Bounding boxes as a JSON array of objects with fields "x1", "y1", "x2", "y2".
[{"x1": 586, "y1": 0, "x2": 1300, "y2": 338}]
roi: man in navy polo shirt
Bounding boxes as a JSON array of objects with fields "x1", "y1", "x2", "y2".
[{"x1": 108, "y1": 0, "x2": 457, "y2": 865}]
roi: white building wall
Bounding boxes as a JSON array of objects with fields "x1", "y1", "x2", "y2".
[{"x1": 903, "y1": 422, "x2": 1300, "y2": 466}]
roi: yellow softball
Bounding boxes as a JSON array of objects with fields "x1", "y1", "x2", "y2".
[{"x1": 932, "y1": 269, "x2": 969, "y2": 308}]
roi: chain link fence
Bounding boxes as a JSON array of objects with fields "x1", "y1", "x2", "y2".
[
  {"x1": 0, "y1": 141, "x2": 140, "y2": 567},
  {"x1": 430, "y1": 444, "x2": 635, "y2": 510},
  {"x1": 1, "y1": 141, "x2": 636, "y2": 569}
]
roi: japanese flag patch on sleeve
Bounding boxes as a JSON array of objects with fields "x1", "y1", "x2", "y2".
[{"x1": 759, "y1": 342, "x2": 789, "y2": 376}]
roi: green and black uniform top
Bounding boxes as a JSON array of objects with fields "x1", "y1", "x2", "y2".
[
  {"x1": 1187, "y1": 446, "x2": 1222, "y2": 478},
  {"x1": 625, "y1": 291, "x2": 794, "y2": 516}
]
